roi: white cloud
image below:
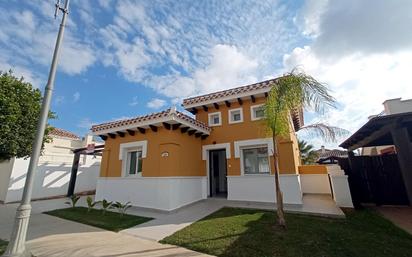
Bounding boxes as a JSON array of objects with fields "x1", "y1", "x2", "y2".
[
  {"x1": 78, "y1": 118, "x2": 95, "y2": 129},
  {"x1": 0, "y1": 5, "x2": 96, "y2": 79},
  {"x1": 55, "y1": 95, "x2": 65, "y2": 105},
  {"x1": 129, "y1": 96, "x2": 139, "y2": 106},
  {"x1": 146, "y1": 98, "x2": 166, "y2": 109},
  {"x1": 285, "y1": 0, "x2": 412, "y2": 148},
  {"x1": 73, "y1": 92, "x2": 80, "y2": 102},
  {"x1": 147, "y1": 44, "x2": 258, "y2": 100}
]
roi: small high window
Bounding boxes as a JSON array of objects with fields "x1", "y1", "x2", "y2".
[
  {"x1": 208, "y1": 112, "x2": 222, "y2": 126},
  {"x1": 228, "y1": 108, "x2": 243, "y2": 124},
  {"x1": 251, "y1": 104, "x2": 265, "y2": 120}
]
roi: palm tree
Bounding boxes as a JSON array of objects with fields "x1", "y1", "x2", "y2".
[
  {"x1": 298, "y1": 139, "x2": 318, "y2": 164},
  {"x1": 264, "y1": 68, "x2": 348, "y2": 228}
]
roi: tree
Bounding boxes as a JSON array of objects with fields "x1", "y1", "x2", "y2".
[
  {"x1": 0, "y1": 71, "x2": 54, "y2": 161},
  {"x1": 264, "y1": 68, "x2": 347, "y2": 228},
  {"x1": 298, "y1": 139, "x2": 318, "y2": 164}
]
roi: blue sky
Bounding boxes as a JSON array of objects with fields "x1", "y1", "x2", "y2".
[{"x1": 1, "y1": 0, "x2": 412, "y2": 149}]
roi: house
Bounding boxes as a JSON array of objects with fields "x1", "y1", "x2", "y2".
[
  {"x1": 0, "y1": 128, "x2": 101, "y2": 203},
  {"x1": 92, "y1": 78, "x2": 304, "y2": 211},
  {"x1": 315, "y1": 146, "x2": 348, "y2": 164},
  {"x1": 362, "y1": 98, "x2": 412, "y2": 156}
]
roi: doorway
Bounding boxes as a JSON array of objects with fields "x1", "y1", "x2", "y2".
[{"x1": 209, "y1": 149, "x2": 227, "y2": 198}]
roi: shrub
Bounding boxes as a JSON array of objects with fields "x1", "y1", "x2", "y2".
[
  {"x1": 65, "y1": 195, "x2": 80, "y2": 208},
  {"x1": 112, "y1": 201, "x2": 132, "y2": 217}
]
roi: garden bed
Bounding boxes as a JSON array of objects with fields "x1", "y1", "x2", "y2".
[{"x1": 45, "y1": 207, "x2": 153, "y2": 232}]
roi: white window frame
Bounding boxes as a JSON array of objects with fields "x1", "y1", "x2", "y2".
[
  {"x1": 119, "y1": 140, "x2": 147, "y2": 177},
  {"x1": 250, "y1": 104, "x2": 265, "y2": 121},
  {"x1": 240, "y1": 145, "x2": 271, "y2": 175},
  {"x1": 124, "y1": 148, "x2": 143, "y2": 177},
  {"x1": 208, "y1": 111, "x2": 222, "y2": 126},
  {"x1": 228, "y1": 107, "x2": 244, "y2": 124}
]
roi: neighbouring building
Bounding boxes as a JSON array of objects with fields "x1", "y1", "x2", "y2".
[
  {"x1": 362, "y1": 98, "x2": 412, "y2": 156},
  {"x1": 0, "y1": 128, "x2": 101, "y2": 203},
  {"x1": 315, "y1": 146, "x2": 348, "y2": 164},
  {"x1": 92, "y1": 78, "x2": 307, "y2": 211}
]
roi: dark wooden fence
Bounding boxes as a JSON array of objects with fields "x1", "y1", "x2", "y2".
[{"x1": 338, "y1": 154, "x2": 409, "y2": 207}]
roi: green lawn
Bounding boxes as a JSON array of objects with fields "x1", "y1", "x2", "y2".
[
  {"x1": 0, "y1": 239, "x2": 7, "y2": 255},
  {"x1": 45, "y1": 207, "x2": 153, "y2": 232},
  {"x1": 161, "y1": 207, "x2": 412, "y2": 257}
]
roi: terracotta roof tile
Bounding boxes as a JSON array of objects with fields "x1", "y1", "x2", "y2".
[
  {"x1": 50, "y1": 128, "x2": 80, "y2": 140},
  {"x1": 182, "y1": 78, "x2": 279, "y2": 106},
  {"x1": 91, "y1": 108, "x2": 210, "y2": 134}
]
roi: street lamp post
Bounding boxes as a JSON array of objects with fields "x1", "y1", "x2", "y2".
[{"x1": 2, "y1": 1, "x2": 70, "y2": 256}]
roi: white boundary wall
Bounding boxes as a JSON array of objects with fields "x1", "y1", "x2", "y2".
[
  {"x1": 300, "y1": 174, "x2": 332, "y2": 194},
  {"x1": 1, "y1": 156, "x2": 100, "y2": 203},
  {"x1": 227, "y1": 174, "x2": 303, "y2": 204},
  {"x1": 95, "y1": 177, "x2": 207, "y2": 211}
]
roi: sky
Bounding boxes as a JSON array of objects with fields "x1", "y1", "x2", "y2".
[{"x1": 1, "y1": 0, "x2": 412, "y2": 149}]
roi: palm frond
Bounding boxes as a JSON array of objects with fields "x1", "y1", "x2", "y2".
[{"x1": 299, "y1": 123, "x2": 350, "y2": 143}]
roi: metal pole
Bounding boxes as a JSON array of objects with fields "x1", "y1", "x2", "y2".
[{"x1": 2, "y1": 1, "x2": 70, "y2": 256}]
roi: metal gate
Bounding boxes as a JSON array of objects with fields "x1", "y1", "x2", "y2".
[{"x1": 338, "y1": 154, "x2": 409, "y2": 207}]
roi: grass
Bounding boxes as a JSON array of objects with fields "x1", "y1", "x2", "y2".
[
  {"x1": 0, "y1": 239, "x2": 7, "y2": 255},
  {"x1": 161, "y1": 207, "x2": 412, "y2": 257},
  {"x1": 45, "y1": 207, "x2": 153, "y2": 232}
]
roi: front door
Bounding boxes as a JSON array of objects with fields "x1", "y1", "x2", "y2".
[{"x1": 209, "y1": 149, "x2": 227, "y2": 197}]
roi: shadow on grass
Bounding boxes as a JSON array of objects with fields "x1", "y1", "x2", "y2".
[{"x1": 161, "y1": 207, "x2": 412, "y2": 257}]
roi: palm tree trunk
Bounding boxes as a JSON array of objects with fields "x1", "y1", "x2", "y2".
[{"x1": 272, "y1": 135, "x2": 286, "y2": 228}]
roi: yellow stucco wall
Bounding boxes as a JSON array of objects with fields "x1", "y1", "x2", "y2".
[
  {"x1": 99, "y1": 96, "x2": 301, "y2": 178},
  {"x1": 100, "y1": 127, "x2": 203, "y2": 177},
  {"x1": 298, "y1": 165, "x2": 328, "y2": 174},
  {"x1": 196, "y1": 97, "x2": 301, "y2": 175}
]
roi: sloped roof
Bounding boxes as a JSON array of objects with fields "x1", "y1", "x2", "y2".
[
  {"x1": 182, "y1": 78, "x2": 278, "y2": 107},
  {"x1": 91, "y1": 108, "x2": 211, "y2": 135},
  {"x1": 49, "y1": 128, "x2": 80, "y2": 140}
]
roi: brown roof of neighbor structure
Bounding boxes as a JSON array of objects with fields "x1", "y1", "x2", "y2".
[
  {"x1": 182, "y1": 78, "x2": 279, "y2": 107},
  {"x1": 50, "y1": 128, "x2": 80, "y2": 140},
  {"x1": 91, "y1": 108, "x2": 211, "y2": 134}
]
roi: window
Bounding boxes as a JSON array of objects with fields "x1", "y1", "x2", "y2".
[
  {"x1": 251, "y1": 104, "x2": 265, "y2": 120},
  {"x1": 208, "y1": 112, "x2": 222, "y2": 126},
  {"x1": 228, "y1": 108, "x2": 243, "y2": 124},
  {"x1": 242, "y1": 146, "x2": 270, "y2": 174},
  {"x1": 126, "y1": 150, "x2": 142, "y2": 176}
]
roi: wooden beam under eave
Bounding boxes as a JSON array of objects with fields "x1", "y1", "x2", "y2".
[
  {"x1": 137, "y1": 127, "x2": 146, "y2": 134},
  {"x1": 190, "y1": 108, "x2": 197, "y2": 115},
  {"x1": 195, "y1": 132, "x2": 202, "y2": 138},
  {"x1": 213, "y1": 103, "x2": 219, "y2": 110},
  {"x1": 181, "y1": 127, "x2": 189, "y2": 133},
  {"x1": 188, "y1": 130, "x2": 196, "y2": 136},
  {"x1": 237, "y1": 98, "x2": 243, "y2": 105},
  {"x1": 149, "y1": 125, "x2": 158, "y2": 132},
  {"x1": 172, "y1": 123, "x2": 181, "y2": 130},
  {"x1": 127, "y1": 130, "x2": 135, "y2": 136},
  {"x1": 117, "y1": 131, "x2": 125, "y2": 137},
  {"x1": 202, "y1": 105, "x2": 208, "y2": 112},
  {"x1": 99, "y1": 135, "x2": 108, "y2": 141},
  {"x1": 108, "y1": 133, "x2": 116, "y2": 139},
  {"x1": 201, "y1": 134, "x2": 209, "y2": 140},
  {"x1": 251, "y1": 95, "x2": 255, "y2": 103},
  {"x1": 225, "y1": 101, "x2": 231, "y2": 107},
  {"x1": 163, "y1": 122, "x2": 171, "y2": 130},
  {"x1": 347, "y1": 123, "x2": 394, "y2": 151}
]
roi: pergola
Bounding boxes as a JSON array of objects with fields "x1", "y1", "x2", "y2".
[
  {"x1": 340, "y1": 112, "x2": 412, "y2": 204},
  {"x1": 67, "y1": 144, "x2": 105, "y2": 197}
]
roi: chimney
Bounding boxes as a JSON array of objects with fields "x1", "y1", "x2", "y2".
[{"x1": 321, "y1": 145, "x2": 325, "y2": 154}]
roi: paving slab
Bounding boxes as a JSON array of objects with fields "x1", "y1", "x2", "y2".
[
  {"x1": 0, "y1": 197, "x2": 212, "y2": 257},
  {"x1": 376, "y1": 206, "x2": 412, "y2": 235}
]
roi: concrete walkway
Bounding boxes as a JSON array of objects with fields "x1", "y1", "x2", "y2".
[
  {"x1": 376, "y1": 206, "x2": 412, "y2": 235},
  {"x1": 122, "y1": 194, "x2": 344, "y2": 241},
  {"x1": 0, "y1": 198, "x2": 211, "y2": 257}
]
